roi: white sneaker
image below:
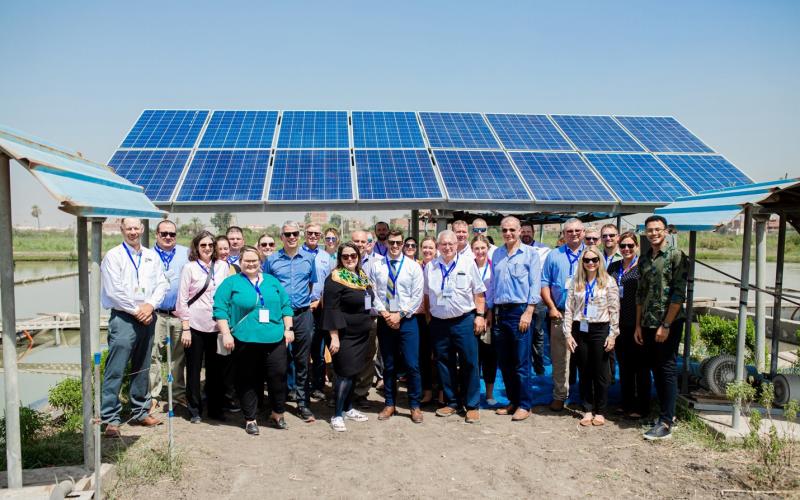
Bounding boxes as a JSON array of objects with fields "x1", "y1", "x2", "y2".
[
  {"x1": 330, "y1": 416, "x2": 347, "y2": 432},
  {"x1": 344, "y1": 409, "x2": 369, "y2": 422}
]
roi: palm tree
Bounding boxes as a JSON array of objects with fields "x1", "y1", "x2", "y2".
[{"x1": 31, "y1": 205, "x2": 42, "y2": 229}]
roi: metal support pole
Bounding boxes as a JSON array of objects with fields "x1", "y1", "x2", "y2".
[
  {"x1": 77, "y1": 217, "x2": 94, "y2": 470},
  {"x1": 436, "y1": 217, "x2": 447, "y2": 234},
  {"x1": 410, "y1": 209, "x2": 419, "y2": 259},
  {"x1": 754, "y1": 215, "x2": 768, "y2": 373},
  {"x1": 770, "y1": 214, "x2": 786, "y2": 376},
  {"x1": 681, "y1": 231, "x2": 697, "y2": 394},
  {"x1": 615, "y1": 214, "x2": 622, "y2": 230},
  {"x1": 166, "y1": 333, "x2": 174, "y2": 462},
  {"x1": 90, "y1": 219, "x2": 104, "y2": 491},
  {"x1": 732, "y1": 205, "x2": 753, "y2": 431},
  {"x1": 0, "y1": 154, "x2": 22, "y2": 488},
  {"x1": 142, "y1": 219, "x2": 150, "y2": 247}
]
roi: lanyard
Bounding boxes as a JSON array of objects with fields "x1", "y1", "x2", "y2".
[
  {"x1": 302, "y1": 244, "x2": 318, "y2": 255},
  {"x1": 154, "y1": 245, "x2": 176, "y2": 271},
  {"x1": 227, "y1": 254, "x2": 240, "y2": 266},
  {"x1": 386, "y1": 255, "x2": 405, "y2": 297},
  {"x1": 565, "y1": 244, "x2": 584, "y2": 277},
  {"x1": 197, "y1": 260, "x2": 216, "y2": 284},
  {"x1": 241, "y1": 273, "x2": 264, "y2": 307},
  {"x1": 439, "y1": 257, "x2": 458, "y2": 291},
  {"x1": 480, "y1": 259, "x2": 491, "y2": 281},
  {"x1": 617, "y1": 256, "x2": 638, "y2": 286},
  {"x1": 584, "y1": 279, "x2": 596, "y2": 315},
  {"x1": 122, "y1": 242, "x2": 142, "y2": 284}
]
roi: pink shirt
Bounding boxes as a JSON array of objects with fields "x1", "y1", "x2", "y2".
[{"x1": 176, "y1": 260, "x2": 230, "y2": 333}]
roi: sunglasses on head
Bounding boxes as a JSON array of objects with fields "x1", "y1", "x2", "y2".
[
  {"x1": 283, "y1": 231, "x2": 300, "y2": 238},
  {"x1": 583, "y1": 257, "x2": 600, "y2": 264},
  {"x1": 388, "y1": 240, "x2": 403, "y2": 246},
  {"x1": 619, "y1": 243, "x2": 636, "y2": 249},
  {"x1": 341, "y1": 253, "x2": 358, "y2": 261},
  {"x1": 260, "y1": 242, "x2": 275, "y2": 248},
  {"x1": 159, "y1": 231, "x2": 176, "y2": 238}
]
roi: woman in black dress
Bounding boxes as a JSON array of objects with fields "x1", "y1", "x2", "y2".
[
  {"x1": 608, "y1": 231, "x2": 649, "y2": 418},
  {"x1": 323, "y1": 242, "x2": 375, "y2": 432}
]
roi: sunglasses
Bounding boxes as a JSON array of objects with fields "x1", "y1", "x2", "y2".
[
  {"x1": 565, "y1": 229, "x2": 583, "y2": 234},
  {"x1": 583, "y1": 257, "x2": 600, "y2": 264},
  {"x1": 283, "y1": 231, "x2": 300, "y2": 238},
  {"x1": 325, "y1": 236, "x2": 338, "y2": 242},
  {"x1": 159, "y1": 231, "x2": 177, "y2": 238},
  {"x1": 472, "y1": 227, "x2": 487, "y2": 233},
  {"x1": 341, "y1": 253, "x2": 358, "y2": 261},
  {"x1": 404, "y1": 243, "x2": 417, "y2": 248},
  {"x1": 501, "y1": 228, "x2": 517, "y2": 233},
  {"x1": 585, "y1": 237, "x2": 599, "y2": 242},
  {"x1": 306, "y1": 231, "x2": 322, "y2": 237},
  {"x1": 260, "y1": 242, "x2": 275, "y2": 248},
  {"x1": 619, "y1": 243, "x2": 636, "y2": 249},
  {"x1": 198, "y1": 243, "x2": 214, "y2": 248},
  {"x1": 388, "y1": 240, "x2": 404, "y2": 246},
  {"x1": 601, "y1": 234, "x2": 618, "y2": 239}
]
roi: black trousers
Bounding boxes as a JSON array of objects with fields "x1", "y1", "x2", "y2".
[
  {"x1": 185, "y1": 329, "x2": 224, "y2": 418},
  {"x1": 234, "y1": 339, "x2": 287, "y2": 420},
  {"x1": 478, "y1": 339, "x2": 497, "y2": 385},
  {"x1": 616, "y1": 323, "x2": 650, "y2": 415},
  {"x1": 573, "y1": 321, "x2": 611, "y2": 416},
  {"x1": 642, "y1": 320, "x2": 684, "y2": 425}
]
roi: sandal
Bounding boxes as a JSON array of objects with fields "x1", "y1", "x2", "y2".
[
  {"x1": 592, "y1": 415, "x2": 606, "y2": 426},
  {"x1": 580, "y1": 412, "x2": 594, "y2": 426}
]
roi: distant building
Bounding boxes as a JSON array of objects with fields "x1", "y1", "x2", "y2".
[
  {"x1": 308, "y1": 212, "x2": 328, "y2": 225},
  {"x1": 390, "y1": 217, "x2": 409, "y2": 230}
]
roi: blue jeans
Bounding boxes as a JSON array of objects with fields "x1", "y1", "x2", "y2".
[
  {"x1": 430, "y1": 312, "x2": 480, "y2": 410},
  {"x1": 493, "y1": 304, "x2": 534, "y2": 410},
  {"x1": 531, "y1": 303, "x2": 547, "y2": 374},
  {"x1": 101, "y1": 310, "x2": 156, "y2": 425},
  {"x1": 378, "y1": 316, "x2": 421, "y2": 408}
]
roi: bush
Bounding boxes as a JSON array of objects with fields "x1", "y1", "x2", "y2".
[
  {"x1": 0, "y1": 406, "x2": 49, "y2": 446},
  {"x1": 48, "y1": 377, "x2": 83, "y2": 431},
  {"x1": 698, "y1": 315, "x2": 756, "y2": 362}
]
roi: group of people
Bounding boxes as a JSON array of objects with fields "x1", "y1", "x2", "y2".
[{"x1": 100, "y1": 213, "x2": 687, "y2": 440}]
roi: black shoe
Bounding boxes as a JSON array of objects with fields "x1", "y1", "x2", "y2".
[
  {"x1": 644, "y1": 422, "x2": 672, "y2": 441},
  {"x1": 287, "y1": 390, "x2": 298, "y2": 402},
  {"x1": 354, "y1": 395, "x2": 370, "y2": 409},
  {"x1": 310, "y1": 389, "x2": 327, "y2": 402},
  {"x1": 299, "y1": 406, "x2": 315, "y2": 422},
  {"x1": 268, "y1": 417, "x2": 288, "y2": 430},
  {"x1": 245, "y1": 421, "x2": 259, "y2": 435},
  {"x1": 223, "y1": 401, "x2": 241, "y2": 413},
  {"x1": 190, "y1": 415, "x2": 202, "y2": 424}
]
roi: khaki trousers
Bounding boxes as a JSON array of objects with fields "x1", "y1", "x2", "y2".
[
  {"x1": 149, "y1": 313, "x2": 186, "y2": 401},
  {"x1": 549, "y1": 317, "x2": 571, "y2": 401}
]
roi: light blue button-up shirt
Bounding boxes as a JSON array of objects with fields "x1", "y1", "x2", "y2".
[
  {"x1": 311, "y1": 250, "x2": 337, "y2": 301},
  {"x1": 154, "y1": 244, "x2": 189, "y2": 310},
  {"x1": 491, "y1": 243, "x2": 541, "y2": 306},
  {"x1": 263, "y1": 248, "x2": 317, "y2": 309},
  {"x1": 542, "y1": 243, "x2": 584, "y2": 311}
]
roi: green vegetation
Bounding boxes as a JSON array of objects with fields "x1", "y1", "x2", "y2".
[
  {"x1": 697, "y1": 314, "x2": 758, "y2": 363},
  {"x1": 108, "y1": 437, "x2": 183, "y2": 497},
  {"x1": 48, "y1": 377, "x2": 84, "y2": 432},
  {"x1": 0, "y1": 406, "x2": 83, "y2": 470}
]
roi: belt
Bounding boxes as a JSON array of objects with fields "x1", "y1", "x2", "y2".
[
  {"x1": 156, "y1": 308, "x2": 175, "y2": 315},
  {"x1": 496, "y1": 303, "x2": 527, "y2": 309},
  {"x1": 293, "y1": 306, "x2": 310, "y2": 315}
]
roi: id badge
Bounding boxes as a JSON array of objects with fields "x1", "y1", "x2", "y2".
[
  {"x1": 619, "y1": 285, "x2": 624, "y2": 298},
  {"x1": 442, "y1": 285, "x2": 454, "y2": 299},
  {"x1": 456, "y1": 273, "x2": 468, "y2": 289},
  {"x1": 164, "y1": 269, "x2": 176, "y2": 281},
  {"x1": 389, "y1": 296, "x2": 400, "y2": 312},
  {"x1": 586, "y1": 305, "x2": 599, "y2": 319},
  {"x1": 259, "y1": 309, "x2": 270, "y2": 323},
  {"x1": 579, "y1": 320, "x2": 589, "y2": 332},
  {"x1": 134, "y1": 287, "x2": 146, "y2": 302},
  {"x1": 364, "y1": 294, "x2": 372, "y2": 310}
]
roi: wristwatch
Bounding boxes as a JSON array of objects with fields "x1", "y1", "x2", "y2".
[
  {"x1": 286, "y1": 326, "x2": 294, "y2": 332},
  {"x1": 476, "y1": 311, "x2": 485, "y2": 318},
  {"x1": 661, "y1": 321, "x2": 671, "y2": 329}
]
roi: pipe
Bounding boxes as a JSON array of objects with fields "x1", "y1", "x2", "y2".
[
  {"x1": 77, "y1": 217, "x2": 94, "y2": 469},
  {"x1": 732, "y1": 205, "x2": 753, "y2": 431},
  {"x1": 0, "y1": 154, "x2": 22, "y2": 488},
  {"x1": 142, "y1": 219, "x2": 150, "y2": 247},
  {"x1": 91, "y1": 218, "x2": 104, "y2": 497},
  {"x1": 770, "y1": 214, "x2": 786, "y2": 376},
  {"x1": 754, "y1": 215, "x2": 768, "y2": 373},
  {"x1": 681, "y1": 230, "x2": 697, "y2": 394}
]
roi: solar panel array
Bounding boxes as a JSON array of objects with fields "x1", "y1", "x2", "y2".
[{"x1": 109, "y1": 110, "x2": 752, "y2": 207}]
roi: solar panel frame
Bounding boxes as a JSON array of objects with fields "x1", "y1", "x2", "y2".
[
  {"x1": 175, "y1": 149, "x2": 271, "y2": 203},
  {"x1": 108, "y1": 150, "x2": 191, "y2": 202},
  {"x1": 268, "y1": 149, "x2": 354, "y2": 203},
  {"x1": 197, "y1": 110, "x2": 279, "y2": 149},
  {"x1": 352, "y1": 111, "x2": 426, "y2": 149},
  {"x1": 419, "y1": 112, "x2": 501, "y2": 149},
  {"x1": 119, "y1": 110, "x2": 210, "y2": 149},
  {"x1": 656, "y1": 154, "x2": 753, "y2": 193},
  {"x1": 485, "y1": 113, "x2": 574, "y2": 151},
  {"x1": 551, "y1": 115, "x2": 645, "y2": 152},
  {"x1": 584, "y1": 153, "x2": 692, "y2": 203},
  {"x1": 275, "y1": 110, "x2": 350, "y2": 149},
  {"x1": 614, "y1": 116, "x2": 714, "y2": 153},
  {"x1": 431, "y1": 150, "x2": 532, "y2": 202},
  {"x1": 508, "y1": 151, "x2": 618, "y2": 203},
  {"x1": 354, "y1": 149, "x2": 444, "y2": 201}
]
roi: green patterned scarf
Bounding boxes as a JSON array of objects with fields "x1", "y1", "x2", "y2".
[{"x1": 332, "y1": 267, "x2": 371, "y2": 290}]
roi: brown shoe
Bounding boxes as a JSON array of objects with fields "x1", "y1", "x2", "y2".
[
  {"x1": 378, "y1": 406, "x2": 395, "y2": 421},
  {"x1": 149, "y1": 399, "x2": 159, "y2": 415},
  {"x1": 549, "y1": 400, "x2": 565, "y2": 412},
  {"x1": 410, "y1": 407, "x2": 423, "y2": 424},
  {"x1": 435, "y1": 406, "x2": 458, "y2": 417},
  {"x1": 133, "y1": 415, "x2": 163, "y2": 427},
  {"x1": 512, "y1": 408, "x2": 531, "y2": 421},
  {"x1": 104, "y1": 424, "x2": 121, "y2": 438},
  {"x1": 495, "y1": 404, "x2": 515, "y2": 416},
  {"x1": 465, "y1": 409, "x2": 480, "y2": 424}
]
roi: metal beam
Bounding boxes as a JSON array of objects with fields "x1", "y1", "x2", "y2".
[
  {"x1": 0, "y1": 154, "x2": 22, "y2": 488},
  {"x1": 681, "y1": 230, "x2": 697, "y2": 394},
  {"x1": 142, "y1": 219, "x2": 150, "y2": 247},
  {"x1": 77, "y1": 217, "x2": 93, "y2": 469},
  {"x1": 732, "y1": 205, "x2": 753, "y2": 431},
  {"x1": 754, "y1": 215, "x2": 768, "y2": 373},
  {"x1": 90, "y1": 218, "x2": 104, "y2": 484},
  {"x1": 410, "y1": 209, "x2": 419, "y2": 258},
  {"x1": 770, "y1": 214, "x2": 786, "y2": 376}
]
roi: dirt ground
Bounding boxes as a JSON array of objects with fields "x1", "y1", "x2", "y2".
[{"x1": 106, "y1": 387, "x2": 764, "y2": 500}]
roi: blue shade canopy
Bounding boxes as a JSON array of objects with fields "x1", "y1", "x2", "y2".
[
  {"x1": 432, "y1": 150, "x2": 529, "y2": 201},
  {"x1": 551, "y1": 115, "x2": 644, "y2": 152},
  {"x1": 352, "y1": 111, "x2": 426, "y2": 148},
  {"x1": 198, "y1": 111, "x2": 278, "y2": 148},
  {"x1": 585, "y1": 153, "x2": 691, "y2": 202},
  {"x1": 120, "y1": 110, "x2": 208, "y2": 149},
  {"x1": 355, "y1": 149, "x2": 442, "y2": 200},
  {"x1": 109, "y1": 150, "x2": 190, "y2": 202},
  {"x1": 509, "y1": 152, "x2": 616, "y2": 202},
  {"x1": 615, "y1": 116, "x2": 713, "y2": 153},
  {"x1": 177, "y1": 150, "x2": 270, "y2": 202},
  {"x1": 419, "y1": 112, "x2": 500, "y2": 149},
  {"x1": 657, "y1": 154, "x2": 752, "y2": 193},
  {"x1": 486, "y1": 114, "x2": 572, "y2": 151},
  {"x1": 269, "y1": 150, "x2": 353, "y2": 201},
  {"x1": 277, "y1": 111, "x2": 349, "y2": 148}
]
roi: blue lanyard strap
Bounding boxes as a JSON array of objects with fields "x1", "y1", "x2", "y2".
[
  {"x1": 122, "y1": 242, "x2": 142, "y2": 283},
  {"x1": 154, "y1": 245, "x2": 176, "y2": 271},
  {"x1": 197, "y1": 260, "x2": 216, "y2": 284},
  {"x1": 302, "y1": 244, "x2": 318, "y2": 255},
  {"x1": 565, "y1": 244, "x2": 584, "y2": 277},
  {"x1": 481, "y1": 259, "x2": 491, "y2": 281},
  {"x1": 439, "y1": 257, "x2": 458, "y2": 291},
  {"x1": 583, "y1": 279, "x2": 596, "y2": 315},
  {"x1": 227, "y1": 255, "x2": 240, "y2": 265},
  {"x1": 386, "y1": 255, "x2": 405, "y2": 297},
  {"x1": 375, "y1": 244, "x2": 387, "y2": 257},
  {"x1": 617, "y1": 256, "x2": 638, "y2": 286},
  {"x1": 241, "y1": 273, "x2": 264, "y2": 307}
]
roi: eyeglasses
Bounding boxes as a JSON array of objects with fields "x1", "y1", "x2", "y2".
[
  {"x1": 583, "y1": 257, "x2": 600, "y2": 264},
  {"x1": 501, "y1": 228, "x2": 517, "y2": 233},
  {"x1": 472, "y1": 227, "x2": 487, "y2": 233},
  {"x1": 439, "y1": 242, "x2": 455, "y2": 247},
  {"x1": 306, "y1": 231, "x2": 322, "y2": 237},
  {"x1": 159, "y1": 231, "x2": 176, "y2": 238},
  {"x1": 619, "y1": 243, "x2": 636, "y2": 249},
  {"x1": 388, "y1": 240, "x2": 403, "y2": 246},
  {"x1": 645, "y1": 228, "x2": 665, "y2": 234},
  {"x1": 585, "y1": 236, "x2": 599, "y2": 242},
  {"x1": 283, "y1": 231, "x2": 300, "y2": 238},
  {"x1": 565, "y1": 229, "x2": 583, "y2": 235},
  {"x1": 404, "y1": 243, "x2": 417, "y2": 248},
  {"x1": 341, "y1": 253, "x2": 358, "y2": 261},
  {"x1": 601, "y1": 233, "x2": 618, "y2": 239},
  {"x1": 260, "y1": 242, "x2": 275, "y2": 248},
  {"x1": 325, "y1": 236, "x2": 338, "y2": 242},
  {"x1": 198, "y1": 243, "x2": 214, "y2": 248}
]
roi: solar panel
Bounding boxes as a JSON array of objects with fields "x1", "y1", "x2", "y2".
[
  {"x1": 198, "y1": 111, "x2": 278, "y2": 148},
  {"x1": 352, "y1": 111, "x2": 426, "y2": 148},
  {"x1": 120, "y1": 110, "x2": 208, "y2": 149},
  {"x1": 432, "y1": 150, "x2": 529, "y2": 201},
  {"x1": 657, "y1": 154, "x2": 752, "y2": 193},
  {"x1": 108, "y1": 150, "x2": 190, "y2": 202},
  {"x1": 276, "y1": 111, "x2": 349, "y2": 148},
  {"x1": 486, "y1": 114, "x2": 573, "y2": 150},
  {"x1": 509, "y1": 152, "x2": 616, "y2": 202},
  {"x1": 419, "y1": 112, "x2": 500, "y2": 149},
  {"x1": 551, "y1": 115, "x2": 644, "y2": 152},
  {"x1": 584, "y1": 153, "x2": 691, "y2": 202},
  {"x1": 269, "y1": 150, "x2": 352, "y2": 201},
  {"x1": 355, "y1": 150, "x2": 442, "y2": 200},
  {"x1": 176, "y1": 150, "x2": 270, "y2": 202},
  {"x1": 615, "y1": 116, "x2": 713, "y2": 153}
]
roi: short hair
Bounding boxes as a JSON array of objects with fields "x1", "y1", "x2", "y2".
[
  {"x1": 584, "y1": 226, "x2": 600, "y2": 235},
  {"x1": 437, "y1": 229, "x2": 457, "y2": 243},
  {"x1": 618, "y1": 231, "x2": 639, "y2": 246},
  {"x1": 500, "y1": 215, "x2": 521, "y2": 227},
  {"x1": 562, "y1": 218, "x2": 584, "y2": 231},
  {"x1": 239, "y1": 245, "x2": 263, "y2": 263},
  {"x1": 226, "y1": 226, "x2": 243, "y2": 236},
  {"x1": 644, "y1": 215, "x2": 668, "y2": 228},
  {"x1": 375, "y1": 221, "x2": 389, "y2": 230},
  {"x1": 451, "y1": 220, "x2": 468, "y2": 230},
  {"x1": 188, "y1": 231, "x2": 217, "y2": 262},
  {"x1": 282, "y1": 220, "x2": 300, "y2": 231},
  {"x1": 305, "y1": 222, "x2": 322, "y2": 231},
  {"x1": 350, "y1": 230, "x2": 368, "y2": 242},
  {"x1": 156, "y1": 219, "x2": 176, "y2": 232},
  {"x1": 520, "y1": 220, "x2": 534, "y2": 230},
  {"x1": 472, "y1": 217, "x2": 488, "y2": 228},
  {"x1": 600, "y1": 223, "x2": 618, "y2": 234},
  {"x1": 257, "y1": 233, "x2": 274, "y2": 243},
  {"x1": 120, "y1": 217, "x2": 142, "y2": 228},
  {"x1": 324, "y1": 227, "x2": 340, "y2": 238},
  {"x1": 388, "y1": 229, "x2": 403, "y2": 238}
]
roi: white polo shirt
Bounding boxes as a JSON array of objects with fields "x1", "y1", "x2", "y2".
[
  {"x1": 424, "y1": 254, "x2": 486, "y2": 319},
  {"x1": 371, "y1": 254, "x2": 424, "y2": 317}
]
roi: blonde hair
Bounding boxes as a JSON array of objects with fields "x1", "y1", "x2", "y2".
[{"x1": 573, "y1": 245, "x2": 610, "y2": 291}]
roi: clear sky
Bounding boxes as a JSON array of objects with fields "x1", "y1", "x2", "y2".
[{"x1": 1, "y1": 0, "x2": 798, "y2": 228}]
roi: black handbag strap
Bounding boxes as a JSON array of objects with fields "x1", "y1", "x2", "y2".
[{"x1": 188, "y1": 261, "x2": 214, "y2": 307}]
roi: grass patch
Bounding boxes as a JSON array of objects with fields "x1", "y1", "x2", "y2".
[
  {"x1": 672, "y1": 402, "x2": 734, "y2": 452},
  {"x1": 107, "y1": 437, "x2": 184, "y2": 497}
]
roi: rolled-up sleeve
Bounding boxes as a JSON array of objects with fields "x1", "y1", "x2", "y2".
[
  {"x1": 527, "y1": 251, "x2": 541, "y2": 306},
  {"x1": 669, "y1": 251, "x2": 689, "y2": 304}
]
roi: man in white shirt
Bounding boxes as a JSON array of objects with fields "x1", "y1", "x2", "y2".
[
  {"x1": 424, "y1": 230, "x2": 486, "y2": 423},
  {"x1": 452, "y1": 220, "x2": 473, "y2": 259},
  {"x1": 100, "y1": 218, "x2": 169, "y2": 437},
  {"x1": 372, "y1": 230, "x2": 424, "y2": 423}
]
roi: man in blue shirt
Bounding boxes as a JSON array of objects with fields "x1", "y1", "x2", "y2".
[
  {"x1": 541, "y1": 218, "x2": 585, "y2": 411},
  {"x1": 491, "y1": 216, "x2": 541, "y2": 422},
  {"x1": 264, "y1": 220, "x2": 317, "y2": 421},
  {"x1": 148, "y1": 220, "x2": 190, "y2": 410}
]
